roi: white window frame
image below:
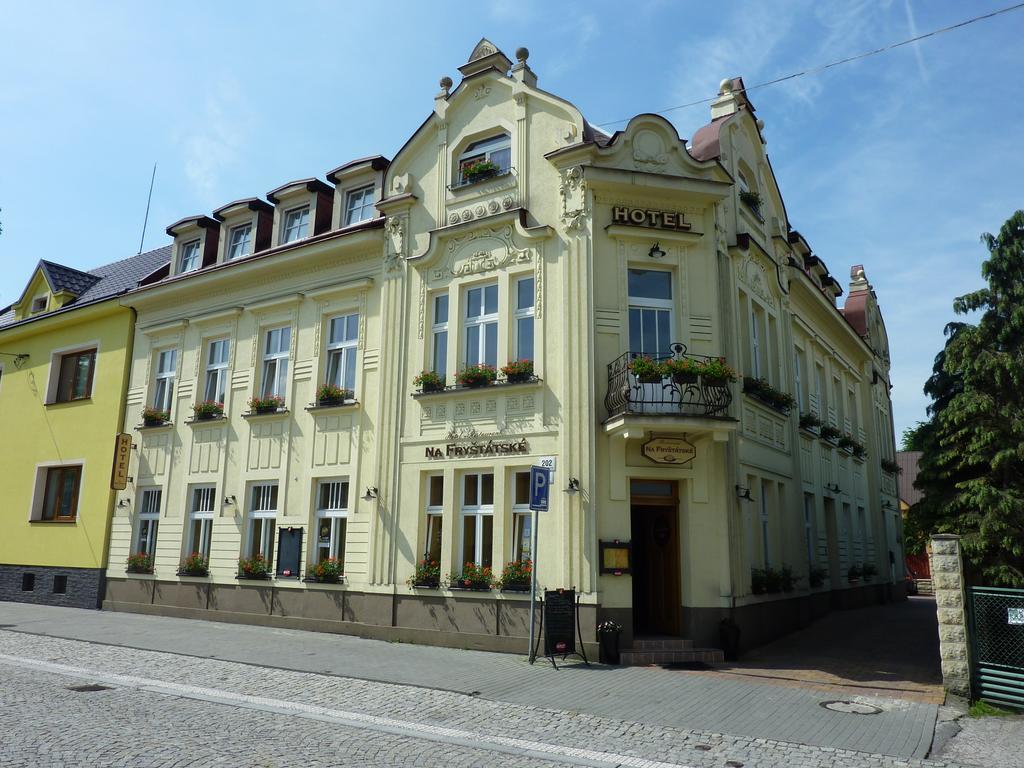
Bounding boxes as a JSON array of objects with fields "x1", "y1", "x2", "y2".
[
  {"x1": 513, "y1": 276, "x2": 535, "y2": 364},
  {"x1": 260, "y1": 326, "x2": 290, "y2": 400},
  {"x1": 463, "y1": 282, "x2": 499, "y2": 369},
  {"x1": 803, "y1": 493, "x2": 815, "y2": 567},
  {"x1": 457, "y1": 133, "x2": 512, "y2": 185},
  {"x1": 325, "y1": 314, "x2": 358, "y2": 393},
  {"x1": 343, "y1": 185, "x2": 375, "y2": 226},
  {"x1": 135, "y1": 488, "x2": 162, "y2": 556},
  {"x1": 152, "y1": 348, "x2": 177, "y2": 412},
  {"x1": 281, "y1": 205, "x2": 310, "y2": 244},
  {"x1": 460, "y1": 472, "x2": 494, "y2": 568},
  {"x1": 424, "y1": 474, "x2": 444, "y2": 562},
  {"x1": 750, "y1": 306, "x2": 763, "y2": 379},
  {"x1": 178, "y1": 239, "x2": 201, "y2": 273},
  {"x1": 31, "y1": 294, "x2": 48, "y2": 314},
  {"x1": 314, "y1": 478, "x2": 349, "y2": 566},
  {"x1": 760, "y1": 480, "x2": 771, "y2": 568},
  {"x1": 511, "y1": 470, "x2": 532, "y2": 563},
  {"x1": 794, "y1": 348, "x2": 804, "y2": 413},
  {"x1": 203, "y1": 338, "x2": 230, "y2": 405},
  {"x1": 627, "y1": 268, "x2": 673, "y2": 357},
  {"x1": 227, "y1": 223, "x2": 253, "y2": 260},
  {"x1": 186, "y1": 485, "x2": 216, "y2": 560},
  {"x1": 431, "y1": 293, "x2": 449, "y2": 379},
  {"x1": 247, "y1": 482, "x2": 278, "y2": 562}
]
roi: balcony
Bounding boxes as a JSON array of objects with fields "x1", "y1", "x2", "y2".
[{"x1": 604, "y1": 344, "x2": 734, "y2": 432}]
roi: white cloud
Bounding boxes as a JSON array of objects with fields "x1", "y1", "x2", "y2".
[{"x1": 178, "y1": 77, "x2": 252, "y2": 203}]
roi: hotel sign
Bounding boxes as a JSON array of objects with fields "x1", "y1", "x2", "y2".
[
  {"x1": 612, "y1": 206, "x2": 691, "y2": 231},
  {"x1": 110, "y1": 432, "x2": 132, "y2": 490},
  {"x1": 642, "y1": 437, "x2": 696, "y2": 466}
]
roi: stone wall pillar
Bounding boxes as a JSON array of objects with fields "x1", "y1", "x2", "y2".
[{"x1": 930, "y1": 534, "x2": 971, "y2": 699}]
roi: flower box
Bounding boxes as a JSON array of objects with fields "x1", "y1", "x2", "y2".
[
  {"x1": 501, "y1": 359, "x2": 534, "y2": 384},
  {"x1": 413, "y1": 370, "x2": 445, "y2": 393},
  {"x1": 457, "y1": 364, "x2": 496, "y2": 388},
  {"x1": 237, "y1": 554, "x2": 272, "y2": 580},
  {"x1": 248, "y1": 394, "x2": 284, "y2": 415},
  {"x1": 499, "y1": 583, "x2": 531, "y2": 593},
  {"x1": 141, "y1": 406, "x2": 169, "y2": 427},
  {"x1": 192, "y1": 401, "x2": 224, "y2": 420},
  {"x1": 316, "y1": 384, "x2": 353, "y2": 407},
  {"x1": 179, "y1": 553, "x2": 209, "y2": 577},
  {"x1": 410, "y1": 581, "x2": 440, "y2": 589}
]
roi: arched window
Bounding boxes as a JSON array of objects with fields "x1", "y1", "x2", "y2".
[{"x1": 457, "y1": 133, "x2": 511, "y2": 185}]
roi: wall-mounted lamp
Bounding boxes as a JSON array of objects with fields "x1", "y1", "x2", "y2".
[
  {"x1": 223, "y1": 495, "x2": 236, "y2": 506},
  {"x1": 565, "y1": 477, "x2": 580, "y2": 494},
  {"x1": 735, "y1": 485, "x2": 753, "y2": 501},
  {"x1": 826, "y1": 482, "x2": 841, "y2": 494},
  {"x1": 363, "y1": 486, "x2": 379, "y2": 501},
  {"x1": 117, "y1": 498, "x2": 131, "y2": 508},
  {"x1": 648, "y1": 242, "x2": 666, "y2": 259}
]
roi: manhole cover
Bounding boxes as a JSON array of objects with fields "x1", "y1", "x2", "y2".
[
  {"x1": 67, "y1": 684, "x2": 111, "y2": 693},
  {"x1": 820, "y1": 700, "x2": 882, "y2": 715}
]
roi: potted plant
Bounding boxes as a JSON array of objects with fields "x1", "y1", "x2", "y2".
[
  {"x1": 629, "y1": 355, "x2": 664, "y2": 384},
  {"x1": 698, "y1": 357, "x2": 738, "y2": 385},
  {"x1": 457, "y1": 363, "x2": 497, "y2": 388},
  {"x1": 881, "y1": 458, "x2": 901, "y2": 475},
  {"x1": 308, "y1": 557, "x2": 343, "y2": 584},
  {"x1": 847, "y1": 564, "x2": 862, "y2": 583},
  {"x1": 413, "y1": 370, "x2": 445, "y2": 393},
  {"x1": 663, "y1": 357, "x2": 701, "y2": 384},
  {"x1": 852, "y1": 441, "x2": 867, "y2": 460},
  {"x1": 751, "y1": 567, "x2": 767, "y2": 595},
  {"x1": 451, "y1": 561, "x2": 494, "y2": 590},
  {"x1": 764, "y1": 566, "x2": 783, "y2": 593},
  {"x1": 597, "y1": 619, "x2": 623, "y2": 664},
  {"x1": 739, "y1": 189, "x2": 762, "y2": 214},
  {"x1": 178, "y1": 552, "x2": 209, "y2": 577},
  {"x1": 237, "y1": 553, "x2": 271, "y2": 579},
  {"x1": 248, "y1": 394, "x2": 284, "y2": 414},
  {"x1": 820, "y1": 424, "x2": 842, "y2": 443},
  {"x1": 779, "y1": 565, "x2": 796, "y2": 593},
  {"x1": 316, "y1": 383, "x2": 352, "y2": 406},
  {"x1": 799, "y1": 412, "x2": 821, "y2": 431},
  {"x1": 407, "y1": 557, "x2": 441, "y2": 588},
  {"x1": 142, "y1": 406, "x2": 169, "y2": 427},
  {"x1": 743, "y1": 377, "x2": 796, "y2": 413},
  {"x1": 838, "y1": 434, "x2": 856, "y2": 453},
  {"x1": 462, "y1": 159, "x2": 499, "y2": 183},
  {"x1": 126, "y1": 552, "x2": 154, "y2": 574},
  {"x1": 809, "y1": 566, "x2": 828, "y2": 588},
  {"x1": 498, "y1": 559, "x2": 532, "y2": 592},
  {"x1": 861, "y1": 562, "x2": 878, "y2": 582},
  {"x1": 192, "y1": 400, "x2": 224, "y2": 420},
  {"x1": 501, "y1": 359, "x2": 534, "y2": 384}
]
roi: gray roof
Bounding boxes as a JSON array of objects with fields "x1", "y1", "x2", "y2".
[
  {"x1": 896, "y1": 451, "x2": 923, "y2": 506},
  {"x1": 0, "y1": 245, "x2": 171, "y2": 331}
]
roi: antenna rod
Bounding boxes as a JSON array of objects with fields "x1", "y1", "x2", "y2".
[{"x1": 138, "y1": 162, "x2": 157, "y2": 254}]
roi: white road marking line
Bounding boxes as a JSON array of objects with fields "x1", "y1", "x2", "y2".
[{"x1": 0, "y1": 653, "x2": 693, "y2": 768}]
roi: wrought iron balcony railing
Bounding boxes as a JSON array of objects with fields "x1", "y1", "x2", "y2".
[{"x1": 604, "y1": 343, "x2": 733, "y2": 420}]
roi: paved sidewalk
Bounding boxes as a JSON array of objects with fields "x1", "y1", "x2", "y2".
[{"x1": 0, "y1": 602, "x2": 939, "y2": 759}]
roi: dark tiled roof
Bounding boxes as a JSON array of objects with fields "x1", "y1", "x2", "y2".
[
  {"x1": 38, "y1": 260, "x2": 100, "y2": 297},
  {"x1": 897, "y1": 451, "x2": 923, "y2": 506}
]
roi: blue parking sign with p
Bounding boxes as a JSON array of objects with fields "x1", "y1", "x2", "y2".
[{"x1": 529, "y1": 466, "x2": 550, "y2": 511}]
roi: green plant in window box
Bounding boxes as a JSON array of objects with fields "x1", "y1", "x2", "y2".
[
  {"x1": 407, "y1": 558, "x2": 441, "y2": 588},
  {"x1": 743, "y1": 377, "x2": 796, "y2": 413},
  {"x1": 847, "y1": 564, "x2": 862, "y2": 583},
  {"x1": 739, "y1": 189, "x2": 762, "y2": 213},
  {"x1": 316, "y1": 383, "x2": 352, "y2": 406},
  {"x1": 237, "y1": 553, "x2": 271, "y2": 579},
  {"x1": 763, "y1": 566, "x2": 784, "y2": 593},
  {"x1": 126, "y1": 552, "x2": 154, "y2": 574},
  {"x1": 860, "y1": 562, "x2": 877, "y2": 582},
  {"x1": 248, "y1": 394, "x2": 284, "y2": 414},
  {"x1": 698, "y1": 357, "x2": 738, "y2": 384},
  {"x1": 799, "y1": 412, "x2": 821, "y2": 431},
  {"x1": 663, "y1": 356, "x2": 702, "y2": 384},
  {"x1": 837, "y1": 434, "x2": 856, "y2": 453},
  {"x1": 462, "y1": 159, "x2": 499, "y2": 183},
  {"x1": 880, "y1": 458, "x2": 901, "y2": 475},
  {"x1": 498, "y1": 558, "x2": 532, "y2": 591},
  {"x1": 751, "y1": 567, "x2": 767, "y2": 595},
  {"x1": 307, "y1": 556, "x2": 343, "y2": 583},
  {"x1": 413, "y1": 370, "x2": 445, "y2": 393},
  {"x1": 142, "y1": 406, "x2": 169, "y2": 426},
  {"x1": 192, "y1": 400, "x2": 224, "y2": 420},
  {"x1": 457, "y1": 363, "x2": 497, "y2": 388},
  {"x1": 851, "y1": 442, "x2": 867, "y2": 460},
  {"x1": 809, "y1": 566, "x2": 828, "y2": 588},
  {"x1": 819, "y1": 424, "x2": 842, "y2": 443},
  {"x1": 501, "y1": 359, "x2": 534, "y2": 384},
  {"x1": 178, "y1": 552, "x2": 209, "y2": 577},
  {"x1": 450, "y1": 561, "x2": 495, "y2": 590},
  {"x1": 628, "y1": 355, "x2": 665, "y2": 383}
]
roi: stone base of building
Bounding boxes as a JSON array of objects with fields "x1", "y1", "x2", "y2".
[
  {"x1": 0, "y1": 564, "x2": 105, "y2": 609},
  {"x1": 104, "y1": 578, "x2": 600, "y2": 658}
]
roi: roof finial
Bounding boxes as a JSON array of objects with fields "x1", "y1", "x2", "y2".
[{"x1": 515, "y1": 46, "x2": 529, "y2": 63}]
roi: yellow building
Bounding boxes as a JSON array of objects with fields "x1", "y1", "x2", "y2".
[
  {"x1": 102, "y1": 42, "x2": 902, "y2": 658},
  {"x1": 0, "y1": 248, "x2": 169, "y2": 607}
]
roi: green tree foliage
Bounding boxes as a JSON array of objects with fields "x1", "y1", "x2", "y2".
[{"x1": 910, "y1": 211, "x2": 1024, "y2": 585}]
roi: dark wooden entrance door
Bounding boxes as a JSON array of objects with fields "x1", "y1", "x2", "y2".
[{"x1": 631, "y1": 502, "x2": 681, "y2": 635}]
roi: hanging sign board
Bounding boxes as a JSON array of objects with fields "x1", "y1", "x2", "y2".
[
  {"x1": 642, "y1": 437, "x2": 696, "y2": 466},
  {"x1": 110, "y1": 433, "x2": 132, "y2": 491}
]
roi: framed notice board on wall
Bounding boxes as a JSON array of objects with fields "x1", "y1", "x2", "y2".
[{"x1": 276, "y1": 527, "x2": 303, "y2": 577}]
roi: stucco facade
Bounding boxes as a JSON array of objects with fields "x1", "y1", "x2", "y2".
[{"x1": 102, "y1": 41, "x2": 902, "y2": 656}]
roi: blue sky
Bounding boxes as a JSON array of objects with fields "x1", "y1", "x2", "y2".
[{"x1": 2, "y1": 0, "x2": 1021, "y2": 439}]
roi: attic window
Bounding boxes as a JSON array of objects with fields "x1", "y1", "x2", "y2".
[
  {"x1": 457, "y1": 134, "x2": 511, "y2": 186},
  {"x1": 179, "y1": 240, "x2": 201, "y2": 273},
  {"x1": 31, "y1": 296, "x2": 48, "y2": 314}
]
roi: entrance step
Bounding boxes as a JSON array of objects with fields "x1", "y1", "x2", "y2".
[
  {"x1": 620, "y1": 647, "x2": 724, "y2": 666},
  {"x1": 630, "y1": 636, "x2": 693, "y2": 650},
  {"x1": 915, "y1": 578, "x2": 934, "y2": 595}
]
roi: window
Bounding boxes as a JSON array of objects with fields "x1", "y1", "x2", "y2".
[
  {"x1": 55, "y1": 348, "x2": 96, "y2": 402},
  {"x1": 247, "y1": 483, "x2": 278, "y2": 563},
  {"x1": 457, "y1": 134, "x2": 511, "y2": 185},
  {"x1": 325, "y1": 314, "x2": 358, "y2": 393},
  {"x1": 186, "y1": 486, "x2": 215, "y2": 559},
  {"x1": 41, "y1": 466, "x2": 81, "y2": 521},
  {"x1": 738, "y1": 170, "x2": 751, "y2": 194},
  {"x1": 424, "y1": 475, "x2": 444, "y2": 562},
  {"x1": 460, "y1": 472, "x2": 494, "y2": 567},
  {"x1": 760, "y1": 480, "x2": 771, "y2": 567},
  {"x1": 512, "y1": 471, "x2": 532, "y2": 563},
  {"x1": 31, "y1": 295, "x2": 48, "y2": 313},
  {"x1": 281, "y1": 205, "x2": 310, "y2": 244},
  {"x1": 314, "y1": 479, "x2": 349, "y2": 567},
  {"x1": 152, "y1": 349, "x2": 177, "y2": 412},
  {"x1": 431, "y1": 294, "x2": 449, "y2": 379},
  {"x1": 261, "y1": 327, "x2": 290, "y2": 400},
  {"x1": 750, "y1": 307, "x2": 764, "y2": 379},
  {"x1": 794, "y1": 349, "x2": 805, "y2": 413},
  {"x1": 628, "y1": 269, "x2": 672, "y2": 357},
  {"x1": 227, "y1": 224, "x2": 252, "y2": 260},
  {"x1": 179, "y1": 240, "x2": 201, "y2": 273},
  {"x1": 803, "y1": 493, "x2": 815, "y2": 566},
  {"x1": 464, "y1": 283, "x2": 498, "y2": 369},
  {"x1": 514, "y1": 277, "x2": 534, "y2": 363},
  {"x1": 344, "y1": 185, "x2": 375, "y2": 225},
  {"x1": 135, "y1": 488, "x2": 162, "y2": 555},
  {"x1": 203, "y1": 339, "x2": 230, "y2": 405}
]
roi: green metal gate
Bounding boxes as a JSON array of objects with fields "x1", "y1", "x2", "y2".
[{"x1": 968, "y1": 586, "x2": 1024, "y2": 709}]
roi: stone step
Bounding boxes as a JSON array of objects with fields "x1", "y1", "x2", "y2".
[
  {"x1": 916, "y1": 578, "x2": 934, "y2": 595},
  {"x1": 619, "y1": 648, "x2": 724, "y2": 666},
  {"x1": 630, "y1": 637, "x2": 694, "y2": 650}
]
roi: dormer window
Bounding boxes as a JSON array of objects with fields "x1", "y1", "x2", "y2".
[
  {"x1": 281, "y1": 205, "x2": 310, "y2": 244},
  {"x1": 457, "y1": 134, "x2": 511, "y2": 186},
  {"x1": 227, "y1": 223, "x2": 253, "y2": 260},
  {"x1": 31, "y1": 296, "x2": 48, "y2": 314},
  {"x1": 179, "y1": 240, "x2": 201, "y2": 273},
  {"x1": 344, "y1": 185, "x2": 375, "y2": 226}
]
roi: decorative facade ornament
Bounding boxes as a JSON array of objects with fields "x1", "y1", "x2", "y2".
[
  {"x1": 487, "y1": 200, "x2": 500, "y2": 214},
  {"x1": 385, "y1": 216, "x2": 406, "y2": 273},
  {"x1": 501, "y1": 195, "x2": 514, "y2": 210},
  {"x1": 631, "y1": 130, "x2": 669, "y2": 170},
  {"x1": 448, "y1": 212, "x2": 460, "y2": 225},
  {"x1": 473, "y1": 85, "x2": 492, "y2": 100},
  {"x1": 438, "y1": 225, "x2": 532, "y2": 280},
  {"x1": 559, "y1": 166, "x2": 587, "y2": 232},
  {"x1": 738, "y1": 253, "x2": 776, "y2": 308}
]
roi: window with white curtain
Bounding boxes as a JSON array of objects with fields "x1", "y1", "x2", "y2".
[
  {"x1": 152, "y1": 349, "x2": 177, "y2": 412},
  {"x1": 512, "y1": 471, "x2": 532, "y2": 562},
  {"x1": 135, "y1": 488, "x2": 162, "y2": 556},
  {"x1": 424, "y1": 475, "x2": 444, "y2": 563},
  {"x1": 460, "y1": 472, "x2": 494, "y2": 568},
  {"x1": 203, "y1": 339, "x2": 229, "y2": 404},
  {"x1": 314, "y1": 479, "x2": 348, "y2": 566},
  {"x1": 247, "y1": 483, "x2": 278, "y2": 562},
  {"x1": 186, "y1": 485, "x2": 216, "y2": 559},
  {"x1": 261, "y1": 327, "x2": 290, "y2": 400},
  {"x1": 431, "y1": 294, "x2": 449, "y2": 379},
  {"x1": 281, "y1": 205, "x2": 310, "y2": 244},
  {"x1": 325, "y1": 314, "x2": 358, "y2": 393},
  {"x1": 514, "y1": 277, "x2": 534, "y2": 363},
  {"x1": 463, "y1": 283, "x2": 498, "y2": 369}
]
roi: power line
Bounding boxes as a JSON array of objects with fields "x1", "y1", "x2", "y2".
[{"x1": 595, "y1": 2, "x2": 1024, "y2": 128}]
